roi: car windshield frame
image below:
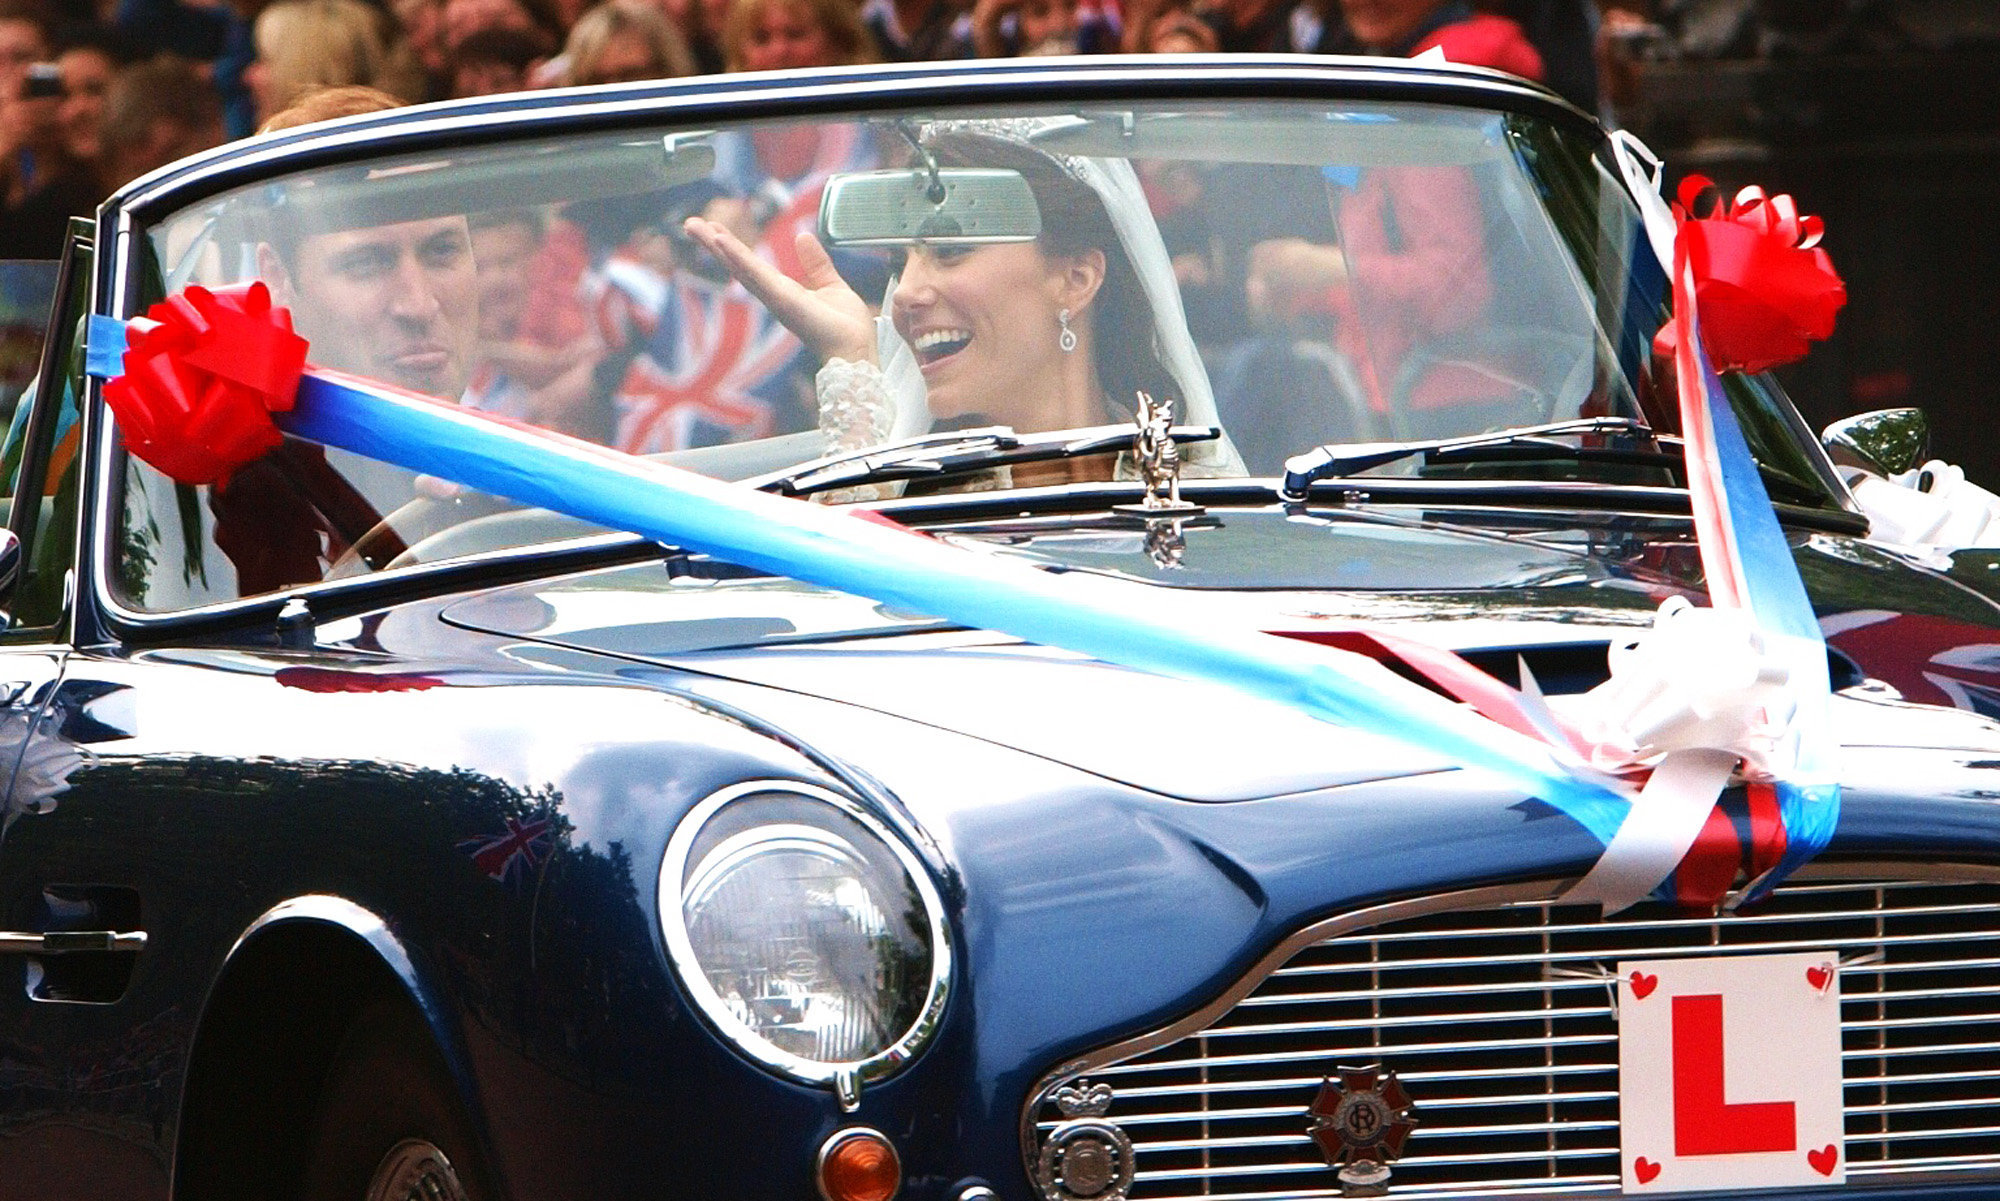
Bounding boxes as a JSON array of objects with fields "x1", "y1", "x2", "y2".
[{"x1": 84, "y1": 58, "x2": 1855, "y2": 630}]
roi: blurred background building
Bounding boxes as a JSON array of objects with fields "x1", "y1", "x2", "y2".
[{"x1": 1607, "y1": 0, "x2": 2000, "y2": 484}]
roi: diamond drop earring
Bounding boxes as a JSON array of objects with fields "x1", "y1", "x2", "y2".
[{"x1": 1058, "y1": 308, "x2": 1077, "y2": 353}]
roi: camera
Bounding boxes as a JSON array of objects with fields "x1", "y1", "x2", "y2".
[{"x1": 20, "y1": 63, "x2": 63, "y2": 100}]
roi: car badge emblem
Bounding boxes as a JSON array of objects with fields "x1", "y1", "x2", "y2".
[
  {"x1": 1036, "y1": 1081, "x2": 1135, "y2": 1201},
  {"x1": 1308, "y1": 1065, "x2": 1419, "y2": 1197}
]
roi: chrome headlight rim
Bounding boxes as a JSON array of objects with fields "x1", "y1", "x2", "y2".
[{"x1": 659, "y1": 779, "x2": 953, "y2": 1099}]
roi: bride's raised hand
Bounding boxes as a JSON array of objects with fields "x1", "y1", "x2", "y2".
[{"x1": 681, "y1": 216, "x2": 877, "y2": 366}]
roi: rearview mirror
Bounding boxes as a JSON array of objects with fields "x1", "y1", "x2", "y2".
[{"x1": 819, "y1": 169, "x2": 1040, "y2": 247}]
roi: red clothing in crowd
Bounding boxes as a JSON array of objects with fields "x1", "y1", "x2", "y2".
[
  {"x1": 1335, "y1": 4, "x2": 1546, "y2": 415},
  {"x1": 1408, "y1": 13, "x2": 1544, "y2": 82}
]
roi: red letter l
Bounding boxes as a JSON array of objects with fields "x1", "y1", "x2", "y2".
[{"x1": 1672, "y1": 993, "x2": 1797, "y2": 1156}]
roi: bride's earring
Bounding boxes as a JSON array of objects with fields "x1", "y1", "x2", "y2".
[{"x1": 1058, "y1": 308, "x2": 1077, "y2": 353}]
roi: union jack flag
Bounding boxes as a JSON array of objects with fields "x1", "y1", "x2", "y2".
[
  {"x1": 584, "y1": 125, "x2": 879, "y2": 455},
  {"x1": 611, "y1": 274, "x2": 808, "y2": 454},
  {"x1": 1823, "y1": 609, "x2": 2000, "y2": 715},
  {"x1": 458, "y1": 816, "x2": 554, "y2": 884}
]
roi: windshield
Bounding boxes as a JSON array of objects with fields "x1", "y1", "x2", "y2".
[{"x1": 113, "y1": 96, "x2": 1818, "y2": 613}]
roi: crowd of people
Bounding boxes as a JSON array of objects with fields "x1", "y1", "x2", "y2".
[{"x1": 0, "y1": 0, "x2": 1635, "y2": 259}]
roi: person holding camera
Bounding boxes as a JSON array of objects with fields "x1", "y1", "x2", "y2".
[{"x1": 1, "y1": 8, "x2": 105, "y2": 259}]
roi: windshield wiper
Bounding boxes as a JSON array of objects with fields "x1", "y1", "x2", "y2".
[
  {"x1": 1280, "y1": 417, "x2": 1659, "y2": 499},
  {"x1": 753, "y1": 423, "x2": 1221, "y2": 499}
]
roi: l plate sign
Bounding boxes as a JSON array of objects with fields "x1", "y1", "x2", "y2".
[{"x1": 1617, "y1": 951, "x2": 1844, "y2": 1193}]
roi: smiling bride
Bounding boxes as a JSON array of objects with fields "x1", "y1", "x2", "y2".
[{"x1": 681, "y1": 125, "x2": 1236, "y2": 484}]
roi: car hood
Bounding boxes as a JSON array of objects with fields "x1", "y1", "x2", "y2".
[{"x1": 441, "y1": 505, "x2": 2000, "y2": 799}]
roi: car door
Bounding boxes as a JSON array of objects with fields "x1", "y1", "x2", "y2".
[
  {"x1": 0, "y1": 228, "x2": 85, "y2": 836},
  {"x1": 0, "y1": 230, "x2": 167, "y2": 1198}
]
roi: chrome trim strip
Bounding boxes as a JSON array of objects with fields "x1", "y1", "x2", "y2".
[
  {"x1": 1850, "y1": 1096, "x2": 2000, "y2": 1115},
  {"x1": 0, "y1": 931, "x2": 145, "y2": 953},
  {"x1": 1237, "y1": 976, "x2": 1607, "y2": 1005},
  {"x1": 1267, "y1": 923, "x2": 2000, "y2": 974},
  {"x1": 1350, "y1": 897, "x2": 2000, "y2": 940},
  {"x1": 1842, "y1": 1038, "x2": 2000, "y2": 1059},
  {"x1": 657, "y1": 779, "x2": 953, "y2": 1104},
  {"x1": 1129, "y1": 1153, "x2": 2000, "y2": 1201},
  {"x1": 1853, "y1": 1067, "x2": 2000, "y2": 1086},
  {"x1": 1202, "y1": 1004, "x2": 1613, "y2": 1037},
  {"x1": 1099, "y1": 1063, "x2": 1614, "y2": 1104}
]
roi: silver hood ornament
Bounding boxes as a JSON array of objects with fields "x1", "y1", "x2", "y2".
[{"x1": 1116, "y1": 391, "x2": 1203, "y2": 518}]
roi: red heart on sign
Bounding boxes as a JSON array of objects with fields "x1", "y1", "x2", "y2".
[
  {"x1": 1634, "y1": 1157, "x2": 1661, "y2": 1184},
  {"x1": 1630, "y1": 970, "x2": 1658, "y2": 999},
  {"x1": 1807, "y1": 963, "x2": 1832, "y2": 990},
  {"x1": 1808, "y1": 1145, "x2": 1838, "y2": 1176}
]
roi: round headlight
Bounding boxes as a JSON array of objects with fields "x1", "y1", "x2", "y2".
[{"x1": 661, "y1": 782, "x2": 950, "y2": 1093}]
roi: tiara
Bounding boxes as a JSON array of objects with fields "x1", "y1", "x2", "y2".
[{"x1": 918, "y1": 116, "x2": 1097, "y2": 183}]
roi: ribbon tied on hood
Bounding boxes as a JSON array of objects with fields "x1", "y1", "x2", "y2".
[{"x1": 1580, "y1": 596, "x2": 1796, "y2": 778}]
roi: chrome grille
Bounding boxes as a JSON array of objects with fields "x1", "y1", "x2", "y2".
[{"x1": 1026, "y1": 867, "x2": 2000, "y2": 1199}]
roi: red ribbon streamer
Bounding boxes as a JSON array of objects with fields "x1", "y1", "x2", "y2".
[
  {"x1": 101, "y1": 282, "x2": 308, "y2": 486},
  {"x1": 1653, "y1": 176, "x2": 1846, "y2": 374}
]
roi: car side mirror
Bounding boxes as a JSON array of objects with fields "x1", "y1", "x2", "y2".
[{"x1": 1821, "y1": 408, "x2": 1929, "y2": 477}]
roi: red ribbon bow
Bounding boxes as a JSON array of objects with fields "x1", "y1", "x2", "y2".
[
  {"x1": 102, "y1": 282, "x2": 310, "y2": 485},
  {"x1": 1655, "y1": 175, "x2": 1847, "y2": 374}
]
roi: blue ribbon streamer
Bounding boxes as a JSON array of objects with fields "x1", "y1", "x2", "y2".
[
  {"x1": 272, "y1": 368, "x2": 1631, "y2": 836},
  {"x1": 85, "y1": 317, "x2": 1629, "y2": 843},
  {"x1": 86, "y1": 315, "x2": 130, "y2": 382},
  {"x1": 1695, "y1": 347, "x2": 1840, "y2": 899}
]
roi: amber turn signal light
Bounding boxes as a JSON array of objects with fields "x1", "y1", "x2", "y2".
[{"x1": 817, "y1": 1127, "x2": 901, "y2": 1201}]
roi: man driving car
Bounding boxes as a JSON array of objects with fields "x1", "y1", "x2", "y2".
[
  {"x1": 260, "y1": 214, "x2": 481, "y2": 402},
  {"x1": 214, "y1": 208, "x2": 484, "y2": 594}
]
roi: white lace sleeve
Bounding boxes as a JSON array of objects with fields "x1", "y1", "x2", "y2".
[{"x1": 816, "y1": 356, "x2": 893, "y2": 456}]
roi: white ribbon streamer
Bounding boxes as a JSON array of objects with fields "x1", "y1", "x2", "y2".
[
  {"x1": 1556, "y1": 596, "x2": 1799, "y2": 913},
  {"x1": 1562, "y1": 748, "x2": 1738, "y2": 913}
]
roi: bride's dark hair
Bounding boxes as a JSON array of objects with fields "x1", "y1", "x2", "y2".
[{"x1": 922, "y1": 132, "x2": 1178, "y2": 420}]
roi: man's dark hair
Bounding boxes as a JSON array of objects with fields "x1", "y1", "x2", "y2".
[{"x1": 469, "y1": 206, "x2": 544, "y2": 236}]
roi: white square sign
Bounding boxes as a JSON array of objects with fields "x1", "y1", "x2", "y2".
[{"x1": 1617, "y1": 951, "x2": 1845, "y2": 1193}]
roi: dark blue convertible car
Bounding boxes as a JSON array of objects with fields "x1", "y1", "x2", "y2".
[{"x1": 3, "y1": 54, "x2": 2000, "y2": 1201}]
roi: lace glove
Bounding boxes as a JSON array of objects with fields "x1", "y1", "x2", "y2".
[
  {"x1": 817, "y1": 357, "x2": 892, "y2": 456},
  {"x1": 815, "y1": 357, "x2": 895, "y2": 503}
]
